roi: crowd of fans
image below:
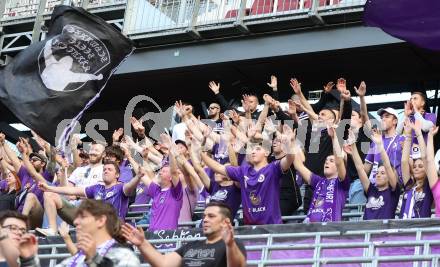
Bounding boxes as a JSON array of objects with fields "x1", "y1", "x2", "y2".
[{"x1": 0, "y1": 75, "x2": 439, "y2": 266}]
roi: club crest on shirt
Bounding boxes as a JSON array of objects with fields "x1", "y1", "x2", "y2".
[
  {"x1": 315, "y1": 197, "x2": 324, "y2": 208},
  {"x1": 159, "y1": 195, "x2": 165, "y2": 204},
  {"x1": 105, "y1": 191, "x2": 114, "y2": 199},
  {"x1": 249, "y1": 191, "x2": 261, "y2": 205},
  {"x1": 257, "y1": 174, "x2": 265, "y2": 183}
]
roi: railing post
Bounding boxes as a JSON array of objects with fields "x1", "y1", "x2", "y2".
[
  {"x1": 32, "y1": 0, "x2": 48, "y2": 43},
  {"x1": 234, "y1": 0, "x2": 249, "y2": 33},
  {"x1": 0, "y1": 31, "x2": 4, "y2": 59},
  {"x1": 186, "y1": 0, "x2": 201, "y2": 39},
  {"x1": 308, "y1": 0, "x2": 324, "y2": 25},
  {"x1": 122, "y1": 0, "x2": 134, "y2": 35},
  {"x1": 0, "y1": 0, "x2": 6, "y2": 21},
  {"x1": 81, "y1": 0, "x2": 90, "y2": 9}
]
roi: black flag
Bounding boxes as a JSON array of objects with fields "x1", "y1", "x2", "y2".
[{"x1": 0, "y1": 5, "x2": 134, "y2": 147}]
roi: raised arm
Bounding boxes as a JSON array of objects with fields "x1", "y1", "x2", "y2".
[
  {"x1": 425, "y1": 127, "x2": 439, "y2": 188},
  {"x1": 348, "y1": 140, "x2": 370, "y2": 192},
  {"x1": 354, "y1": 81, "x2": 370, "y2": 128},
  {"x1": 123, "y1": 167, "x2": 143, "y2": 196},
  {"x1": 20, "y1": 145, "x2": 48, "y2": 185},
  {"x1": 201, "y1": 152, "x2": 228, "y2": 177},
  {"x1": 209, "y1": 81, "x2": 231, "y2": 112},
  {"x1": 189, "y1": 143, "x2": 211, "y2": 190},
  {"x1": 279, "y1": 125, "x2": 295, "y2": 172},
  {"x1": 292, "y1": 145, "x2": 312, "y2": 185},
  {"x1": 328, "y1": 126, "x2": 346, "y2": 181},
  {"x1": 121, "y1": 223, "x2": 181, "y2": 267},
  {"x1": 0, "y1": 133, "x2": 22, "y2": 172},
  {"x1": 290, "y1": 78, "x2": 316, "y2": 117},
  {"x1": 39, "y1": 182, "x2": 86, "y2": 197},
  {"x1": 162, "y1": 134, "x2": 181, "y2": 187},
  {"x1": 372, "y1": 130, "x2": 398, "y2": 190},
  {"x1": 414, "y1": 112, "x2": 435, "y2": 132},
  {"x1": 401, "y1": 120, "x2": 412, "y2": 186}
]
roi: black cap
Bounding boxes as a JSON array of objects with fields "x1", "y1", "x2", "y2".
[{"x1": 29, "y1": 152, "x2": 47, "y2": 163}]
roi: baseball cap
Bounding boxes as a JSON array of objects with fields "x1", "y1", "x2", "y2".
[
  {"x1": 175, "y1": 139, "x2": 188, "y2": 149},
  {"x1": 29, "y1": 152, "x2": 47, "y2": 163},
  {"x1": 377, "y1": 107, "x2": 398, "y2": 119}
]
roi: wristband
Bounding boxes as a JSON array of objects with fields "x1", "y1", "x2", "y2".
[{"x1": 19, "y1": 255, "x2": 39, "y2": 267}]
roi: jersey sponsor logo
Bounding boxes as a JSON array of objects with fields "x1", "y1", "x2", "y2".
[
  {"x1": 183, "y1": 248, "x2": 215, "y2": 259},
  {"x1": 105, "y1": 191, "x2": 114, "y2": 199}
]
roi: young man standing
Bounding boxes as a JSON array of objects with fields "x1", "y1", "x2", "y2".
[
  {"x1": 122, "y1": 202, "x2": 246, "y2": 267},
  {"x1": 202, "y1": 126, "x2": 295, "y2": 225}
]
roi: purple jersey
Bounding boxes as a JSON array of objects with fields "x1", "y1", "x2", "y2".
[
  {"x1": 16, "y1": 165, "x2": 53, "y2": 211},
  {"x1": 365, "y1": 135, "x2": 405, "y2": 184},
  {"x1": 226, "y1": 160, "x2": 282, "y2": 225},
  {"x1": 409, "y1": 112, "x2": 437, "y2": 144},
  {"x1": 118, "y1": 160, "x2": 134, "y2": 183},
  {"x1": 207, "y1": 181, "x2": 241, "y2": 219},
  {"x1": 85, "y1": 183, "x2": 130, "y2": 219},
  {"x1": 0, "y1": 180, "x2": 7, "y2": 191},
  {"x1": 400, "y1": 180, "x2": 433, "y2": 219},
  {"x1": 306, "y1": 174, "x2": 350, "y2": 223},
  {"x1": 364, "y1": 184, "x2": 400, "y2": 220},
  {"x1": 148, "y1": 181, "x2": 183, "y2": 231},
  {"x1": 131, "y1": 184, "x2": 151, "y2": 212}
]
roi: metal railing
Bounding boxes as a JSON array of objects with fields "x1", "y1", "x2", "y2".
[
  {"x1": 35, "y1": 224, "x2": 440, "y2": 267},
  {"x1": 122, "y1": 0, "x2": 366, "y2": 35},
  {"x1": 1, "y1": 0, "x2": 125, "y2": 20}
]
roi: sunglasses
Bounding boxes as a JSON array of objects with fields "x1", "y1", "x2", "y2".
[{"x1": 30, "y1": 157, "x2": 42, "y2": 162}]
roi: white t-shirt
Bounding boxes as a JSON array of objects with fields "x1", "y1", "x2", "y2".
[{"x1": 68, "y1": 164, "x2": 103, "y2": 187}]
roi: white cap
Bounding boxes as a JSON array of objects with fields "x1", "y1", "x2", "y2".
[{"x1": 377, "y1": 107, "x2": 398, "y2": 119}]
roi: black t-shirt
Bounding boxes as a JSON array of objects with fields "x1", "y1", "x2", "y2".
[
  {"x1": 176, "y1": 239, "x2": 246, "y2": 267},
  {"x1": 269, "y1": 155, "x2": 302, "y2": 216},
  {"x1": 0, "y1": 190, "x2": 17, "y2": 211}
]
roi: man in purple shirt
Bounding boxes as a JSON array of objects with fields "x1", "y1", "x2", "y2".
[
  {"x1": 293, "y1": 126, "x2": 349, "y2": 223},
  {"x1": 363, "y1": 108, "x2": 404, "y2": 185},
  {"x1": 201, "y1": 125, "x2": 295, "y2": 225},
  {"x1": 39, "y1": 161, "x2": 142, "y2": 220},
  {"x1": 141, "y1": 137, "x2": 183, "y2": 231}
]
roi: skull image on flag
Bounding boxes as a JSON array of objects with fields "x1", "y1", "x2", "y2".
[{"x1": 0, "y1": 5, "x2": 134, "y2": 148}]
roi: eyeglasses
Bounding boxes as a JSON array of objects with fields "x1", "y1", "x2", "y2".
[
  {"x1": 30, "y1": 157, "x2": 41, "y2": 162},
  {"x1": 2, "y1": 224, "x2": 27, "y2": 235},
  {"x1": 208, "y1": 106, "x2": 219, "y2": 110}
]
